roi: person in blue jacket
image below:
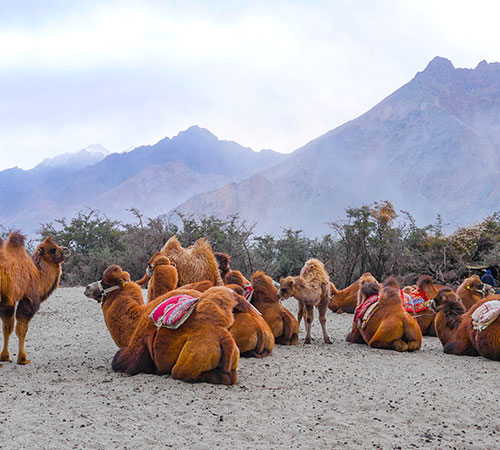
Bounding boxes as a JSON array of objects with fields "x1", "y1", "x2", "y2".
[{"x1": 481, "y1": 269, "x2": 495, "y2": 287}]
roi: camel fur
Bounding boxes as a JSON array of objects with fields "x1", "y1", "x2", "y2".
[
  {"x1": 135, "y1": 252, "x2": 178, "y2": 303},
  {"x1": 0, "y1": 232, "x2": 69, "y2": 365},
  {"x1": 346, "y1": 278, "x2": 422, "y2": 352},
  {"x1": 430, "y1": 288, "x2": 466, "y2": 348},
  {"x1": 225, "y1": 270, "x2": 299, "y2": 345},
  {"x1": 178, "y1": 280, "x2": 214, "y2": 292},
  {"x1": 85, "y1": 265, "x2": 240, "y2": 384},
  {"x1": 279, "y1": 258, "x2": 331, "y2": 344},
  {"x1": 214, "y1": 252, "x2": 231, "y2": 280},
  {"x1": 328, "y1": 272, "x2": 377, "y2": 314},
  {"x1": 442, "y1": 294, "x2": 500, "y2": 360},
  {"x1": 457, "y1": 275, "x2": 495, "y2": 311},
  {"x1": 161, "y1": 236, "x2": 223, "y2": 286}
]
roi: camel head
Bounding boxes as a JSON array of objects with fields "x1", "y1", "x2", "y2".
[
  {"x1": 357, "y1": 281, "x2": 380, "y2": 305},
  {"x1": 460, "y1": 275, "x2": 495, "y2": 297},
  {"x1": 84, "y1": 264, "x2": 130, "y2": 303},
  {"x1": 34, "y1": 236, "x2": 71, "y2": 265},
  {"x1": 214, "y1": 252, "x2": 231, "y2": 275},
  {"x1": 224, "y1": 270, "x2": 250, "y2": 287},
  {"x1": 429, "y1": 287, "x2": 461, "y2": 313},
  {"x1": 146, "y1": 253, "x2": 173, "y2": 276},
  {"x1": 359, "y1": 272, "x2": 377, "y2": 285},
  {"x1": 278, "y1": 276, "x2": 297, "y2": 300}
]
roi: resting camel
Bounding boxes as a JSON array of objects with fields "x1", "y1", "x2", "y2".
[
  {"x1": 441, "y1": 293, "x2": 500, "y2": 360},
  {"x1": 84, "y1": 265, "x2": 240, "y2": 384},
  {"x1": 0, "y1": 232, "x2": 70, "y2": 365},
  {"x1": 214, "y1": 252, "x2": 231, "y2": 280},
  {"x1": 279, "y1": 258, "x2": 331, "y2": 344},
  {"x1": 225, "y1": 270, "x2": 299, "y2": 345},
  {"x1": 457, "y1": 275, "x2": 495, "y2": 310},
  {"x1": 328, "y1": 273, "x2": 378, "y2": 313},
  {"x1": 430, "y1": 288, "x2": 466, "y2": 348},
  {"x1": 161, "y1": 236, "x2": 223, "y2": 286},
  {"x1": 346, "y1": 278, "x2": 422, "y2": 352},
  {"x1": 135, "y1": 252, "x2": 178, "y2": 303},
  {"x1": 402, "y1": 275, "x2": 440, "y2": 336},
  {"x1": 224, "y1": 283, "x2": 275, "y2": 358}
]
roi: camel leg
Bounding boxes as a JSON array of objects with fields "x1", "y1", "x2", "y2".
[
  {"x1": 368, "y1": 320, "x2": 408, "y2": 352},
  {"x1": 346, "y1": 324, "x2": 365, "y2": 344},
  {"x1": 15, "y1": 297, "x2": 40, "y2": 365},
  {"x1": 0, "y1": 305, "x2": 15, "y2": 363},
  {"x1": 304, "y1": 305, "x2": 314, "y2": 344},
  {"x1": 297, "y1": 303, "x2": 305, "y2": 327},
  {"x1": 112, "y1": 344, "x2": 156, "y2": 375},
  {"x1": 318, "y1": 299, "x2": 332, "y2": 344},
  {"x1": 444, "y1": 332, "x2": 479, "y2": 356}
]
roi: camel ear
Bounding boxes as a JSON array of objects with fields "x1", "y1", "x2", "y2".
[{"x1": 290, "y1": 278, "x2": 295, "y2": 287}]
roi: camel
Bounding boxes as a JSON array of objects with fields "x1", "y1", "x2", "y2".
[
  {"x1": 430, "y1": 288, "x2": 466, "y2": 348},
  {"x1": 225, "y1": 270, "x2": 299, "y2": 345},
  {"x1": 346, "y1": 278, "x2": 422, "y2": 352},
  {"x1": 135, "y1": 252, "x2": 178, "y2": 303},
  {"x1": 457, "y1": 275, "x2": 495, "y2": 310},
  {"x1": 441, "y1": 294, "x2": 500, "y2": 360},
  {"x1": 84, "y1": 265, "x2": 240, "y2": 384},
  {"x1": 0, "y1": 232, "x2": 70, "y2": 365},
  {"x1": 402, "y1": 275, "x2": 440, "y2": 336},
  {"x1": 328, "y1": 273, "x2": 378, "y2": 313},
  {"x1": 161, "y1": 236, "x2": 223, "y2": 286},
  {"x1": 224, "y1": 283, "x2": 275, "y2": 358},
  {"x1": 214, "y1": 252, "x2": 231, "y2": 280},
  {"x1": 178, "y1": 280, "x2": 214, "y2": 292},
  {"x1": 279, "y1": 258, "x2": 331, "y2": 344}
]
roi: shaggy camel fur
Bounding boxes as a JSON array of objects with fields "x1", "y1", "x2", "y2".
[
  {"x1": 224, "y1": 283, "x2": 275, "y2": 358},
  {"x1": 225, "y1": 270, "x2": 299, "y2": 345},
  {"x1": 430, "y1": 288, "x2": 466, "y2": 348},
  {"x1": 214, "y1": 252, "x2": 231, "y2": 280},
  {"x1": 0, "y1": 232, "x2": 70, "y2": 365},
  {"x1": 279, "y1": 259, "x2": 331, "y2": 344},
  {"x1": 161, "y1": 236, "x2": 223, "y2": 286},
  {"x1": 346, "y1": 278, "x2": 422, "y2": 352},
  {"x1": 178, "y1": 280, "x2": 214, "y2": 292},
  {"x1": 457, "y1": 275, "x2": 495, "y2": 311},
  {"x1": 135, "y1": 252, "x2": 178, "y2": 303},
  {"x1": 85, "y1": 265, "x2": 240, "y2": 384},
  {"x1": 328, "y1": 273, "x2": 377, "y2": 313},
  {"x1": 443, "y1": 295, "x2": 500, "y2": 360},
  {"x1": 405, "y1": 275, "x2": 440, "y2": 336}
]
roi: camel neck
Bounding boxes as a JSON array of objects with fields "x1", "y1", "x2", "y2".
[{"x1": 34, "y1": 258, "x2": 61, "y2": 303}]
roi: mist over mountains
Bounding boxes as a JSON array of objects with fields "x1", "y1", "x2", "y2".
[{"x1": 2, "y1": 57, "x2": 500, "y2": 236}]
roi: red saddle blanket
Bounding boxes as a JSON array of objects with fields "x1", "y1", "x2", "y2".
[
  {"x1": 354, "y1": 295, "x2": 379, "y2": 329},
  {"x1": 402, "y1": 289, "x2": 430, "y2": 313},
  {"x1": 243, "y1": 284, "x2": 254, "y2": 302},
  {"x1": 150, "y1": 294, "x2": 199, "y2": 329}
]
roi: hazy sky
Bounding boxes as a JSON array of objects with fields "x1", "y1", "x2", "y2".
[{"x1": 1, "y1": 0, "x2": 500, "y2": 170}]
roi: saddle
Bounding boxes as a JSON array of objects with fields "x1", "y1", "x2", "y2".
[
  {"x1": 471, "y1": 300, "x2": 500, "y2": 332},
  {"x1": 150, "y1": 294, "x2": 199, "y2": 329},
  {"x1": 402, "y1": 289, "x2": 430, "y2": 313},
  {"x1": 243, "y1": 284, "x2": 254, "y2": 302},
  {"x1": 354, "y1": 295, "x2": 379, "y2": 329}
]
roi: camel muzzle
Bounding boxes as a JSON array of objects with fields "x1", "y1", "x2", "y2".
[{"x1": 61, "y1": 246, "x2": 72, "y2": 257}]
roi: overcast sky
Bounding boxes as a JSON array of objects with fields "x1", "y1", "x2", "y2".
[{"x1": 1, "y1": 0, "x2": 499, "y2": 170}]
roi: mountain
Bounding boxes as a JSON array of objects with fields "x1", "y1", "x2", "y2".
[
  {"x1": 174, "y1": 57, "x2": 500, "y2": 235},
  {"x1": 0, "y1": 127, "x2": 285, "y2": 233}
]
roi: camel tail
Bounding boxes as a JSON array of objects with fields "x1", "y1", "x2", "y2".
[
  {"x1": 135, "y1": 272, "x2": 151, "y2": 287},
  {"x1": 255, "y1": 324, "x2": 265, "y2": 355},
  {"x1": 281, "y1": 310, "x2": 295, "y2": 341},
  {"x1": 219, "y1": 333, "x2": 238, "y2": 373},
  {"x1": 402, "y1": 314, "x2": 422, "y2": 349}
]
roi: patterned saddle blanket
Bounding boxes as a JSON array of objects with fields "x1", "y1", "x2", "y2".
[
  {"x1": 472, "y1": 300, "x2": 500, "y2": 332},
  {"x1": 354, "y1": 295, "x2": 379, "y2": 329},
  {"x1": 402, "y1": 289, "x2": 430, "y2": 313},
  {"x1": 150, "y1": 294, "x2": 199, "y2": 329},
  {"x1": 243, "y1": 284, "x2": 254, "y2": 302}
]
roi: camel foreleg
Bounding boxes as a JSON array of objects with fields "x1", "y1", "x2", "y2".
[
  {"x1": 0, "y1": 304, "x2": 15, "y2": 363},
  {"x1": 15, "y1": 297, "x2": 40, "y2": 365}
]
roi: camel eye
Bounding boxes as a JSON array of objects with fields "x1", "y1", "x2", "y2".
[{"x1": 49, "y1": 248, "x2": 56, "y2": 254}]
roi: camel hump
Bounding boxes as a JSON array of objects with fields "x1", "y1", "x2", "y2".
[
  {"x1": 5, "y1": 232, "x2": 26, "y2": 250},
  {"x1": 161, "y1": 235, "x2": 181, "y2": 253},
  {"x1": 300, "y1": 258, "x2": 329, "y2": 288}
]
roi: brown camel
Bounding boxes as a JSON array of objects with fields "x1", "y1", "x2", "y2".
[
  {"x1": 346, "y1": 278, "x2": 422, "y2": 352},
  {"x1": 161, "y1": 236, "x2": 223, "y2": 286},
  {"x1": 0, "y1": 232, "x2": 70, "y2": 365},
  {"x1": 328, "y1": 273, "x2": 378, "y2": 313},
  {"x1": 135, "y1": 252, "x2": 178, "y2": 303},
  {"x1": 402, "y1": 275, "x2": 440, "y2": 336},
  {"x1": 457, "y1": 275, "x2": 495, "y2": 310},
  {"x1": 178, "y1": 280, "x2": 214, "y2": 292},
  {"x1": 225, "y1": 283, "x2": 275, "y2": 358},
  {"x1": 430, "y1": 288, "x2": 466, "y2": 348},
  {"x1": 442, "y1": 294, "x2": 500, "y2": 361},
  {"x1": 279, "y1": 258, "x2": 331, "y2": 344},
  {"x1": 225, "y1": 270, "x2": 299, "y2": 345},
  {"x1": 84, "y1": 265, "x2": 240, "y2": 384},
  {"x1": 214, "y1": 252, "x2": 231, "y2": 280}
]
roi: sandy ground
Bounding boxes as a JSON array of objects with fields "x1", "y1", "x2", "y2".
[{"x1": 1, "y1": 287, "x2": 499, "y2": 449}]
